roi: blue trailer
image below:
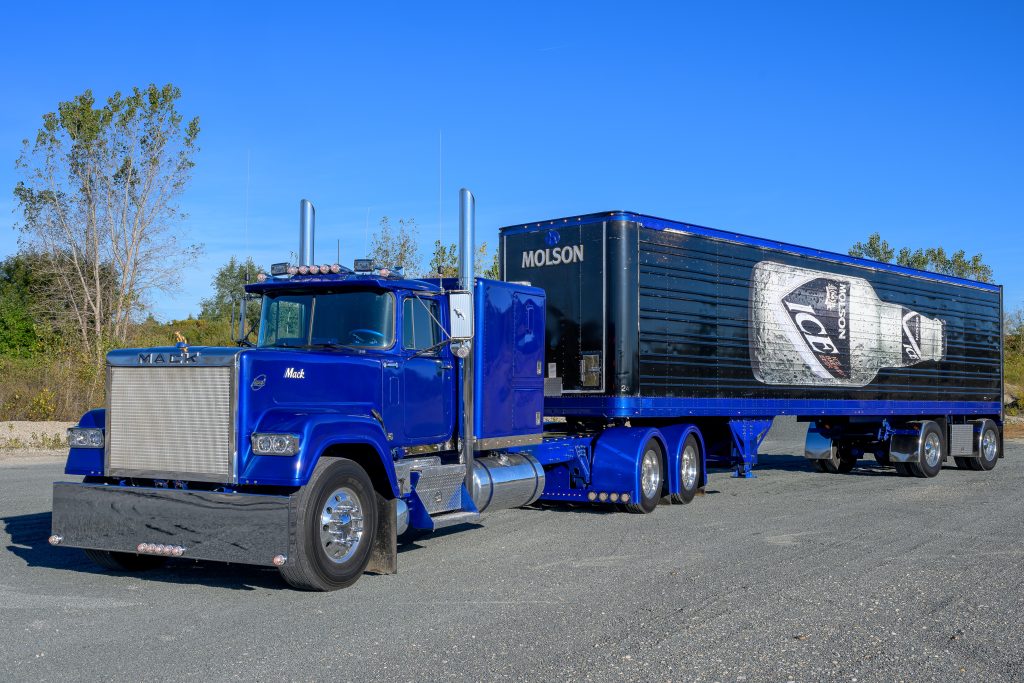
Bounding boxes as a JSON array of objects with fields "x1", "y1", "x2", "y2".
[{"x1": 50, "y1": 192, "x2": 1004, "y2": 590}]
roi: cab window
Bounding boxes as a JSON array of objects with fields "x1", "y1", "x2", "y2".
[{"x1": 403, "y1": 297, "x2": 442, "y2": 351}]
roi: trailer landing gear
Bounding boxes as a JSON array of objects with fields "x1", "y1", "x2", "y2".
[{"x1": 729, "y1": 419, "x2": 773, "y2": 479}]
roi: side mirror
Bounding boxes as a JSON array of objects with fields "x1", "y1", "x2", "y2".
[
  {"x1": 234, "y1": 293, "x2": 261, "y2": 347},
  {"x1": 448, "y1": 291, "x2": 473, "y2": 341}
]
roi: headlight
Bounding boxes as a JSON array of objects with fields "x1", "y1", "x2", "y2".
[
  {"x1": 68, "y1": 428, "x2": 104, "y2": 449},
  {"x1": 251, "y1": 433, "x2": 300, "y2": 456}
]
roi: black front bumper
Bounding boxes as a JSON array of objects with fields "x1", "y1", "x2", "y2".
[{"x1": 51, "y1": 482, "x2": 295, "y2": 567}]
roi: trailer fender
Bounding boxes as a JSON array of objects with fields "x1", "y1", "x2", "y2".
[
  {"x1": 659, "y1": 424, "x2": 707, "y2": 493},
  {"x1": 65, "y1": 408, "x2": 106, "y2": 477},
  {"x1": 590, "y1": 426, "x2": 667, "y2": 500},
  {"x1": 241, "y1": 410, "x2": 397, "y2": 495}
]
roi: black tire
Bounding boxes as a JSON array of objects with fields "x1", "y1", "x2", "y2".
[
  {"x1": 669, "y1": 435, "x2": 701, "y2": 504},
  {"x1": 83, "y1": 548, "x2": 166, "y2": 572},
  {"x1": 815, "y1": 444, "x2": 855, "y2": 474},
  {"x1": 894, "y1": 462, "x2": 913, "y2": 477},
  {"x1": 954, "y1": 456, "x2": 975, "y2": 471},
  {"x1": 625, "y1": 438, "x2": 664, "y2": 514},
  {"x1": 279, "y1": 458, "x2": 378, "y2": 591},
  {"x1": 910, "y1": 422, "x2": 944, "y2": 479},
  {"x1": 873, "y1": 451, "x2": 891, "y2": 467},
  {"x1": 975, "y1": 420, "x2": 1000, "y2": 471}
]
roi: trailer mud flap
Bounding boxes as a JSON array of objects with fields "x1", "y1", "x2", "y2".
[{"x1": 51, "y1": 482, "x2": 294, "y2": 567}]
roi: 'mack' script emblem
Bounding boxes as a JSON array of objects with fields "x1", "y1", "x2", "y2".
[
  {"x1": 284, "y1": 367, "x2": 305, "y2": 379},
  {"x1": 138, "y1": 352, "x2": 201, "y2": 365}
]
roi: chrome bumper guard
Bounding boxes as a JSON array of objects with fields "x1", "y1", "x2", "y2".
[{"x1": 51, "y1": 482, "x2": 295, "y2": 567}]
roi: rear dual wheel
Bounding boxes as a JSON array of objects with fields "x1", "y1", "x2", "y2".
[
  {"x1": 669, "y1": 435, "x2": 701, "y2": 504},
  {"x1": 626, "y1": 439, "x2": 664, "y2": 514}
]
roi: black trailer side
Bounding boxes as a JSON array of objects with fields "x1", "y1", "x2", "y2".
[{"x1": 501, "y1": 212, "x2": 1002, "y2": 478}]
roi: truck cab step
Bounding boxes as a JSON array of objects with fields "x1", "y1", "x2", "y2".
[{"x1": 429, "y1": 511, "x2": 481, "y2": 529}]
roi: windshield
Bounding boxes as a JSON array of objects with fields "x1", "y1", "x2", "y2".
[{"x1": 258, "y1": 290, "x2": 395, "y2": 349}]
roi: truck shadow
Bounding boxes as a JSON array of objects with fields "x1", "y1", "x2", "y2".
[{"x1": 3, "y1": 511, "x2": 481, "y2": 590}]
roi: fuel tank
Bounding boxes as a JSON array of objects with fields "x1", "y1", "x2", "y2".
[{"x1": 471, "y1": 453, "x2": 545, "y2": 513}]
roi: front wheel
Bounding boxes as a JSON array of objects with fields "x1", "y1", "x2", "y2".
[
  {"x1": 625, "y1": 438, "x2": 664, "y2": 514},
  {"x1": 279, "y1": 458, "x2": 377, "y2": 591}
]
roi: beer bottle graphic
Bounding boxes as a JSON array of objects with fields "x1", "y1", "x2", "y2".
[{"x1": 749, "y1": 261, "x2": 945, "y2": 387}]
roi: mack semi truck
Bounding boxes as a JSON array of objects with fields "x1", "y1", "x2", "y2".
[{"x1": 50, "y1": 190, "x2": 1004, "y2": 591}]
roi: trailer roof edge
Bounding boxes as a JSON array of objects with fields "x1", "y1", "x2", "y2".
[{"x1": 498, "y1": 210, "x2": 1001, "y2": 292}]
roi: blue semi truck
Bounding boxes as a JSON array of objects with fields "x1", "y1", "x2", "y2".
[{"x1": 50, "y1": 190, "x2": 1004, "y2": 590}]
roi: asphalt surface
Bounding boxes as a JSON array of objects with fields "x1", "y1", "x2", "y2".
[{"x1": 2, "y1": 419, "x2": 1023, "y2": 682}]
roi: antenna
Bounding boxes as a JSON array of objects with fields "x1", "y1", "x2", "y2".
[
  {"x1": 438, "y1": 129, "x2": 443, "y2": 249},
  {"x1": 244, "y1": 150, "x2": 251, "y2": 284}
]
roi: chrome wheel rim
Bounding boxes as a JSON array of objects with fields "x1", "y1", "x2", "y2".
[
  {"x1": 681, "y1": 444, "x2": 698, "y2": 490},
  {"x1": 641, "y1": 448, "x2": 662, "y2": 499},
  {"x1": 923, "y1": 433, "x2": 942, "y2": 468},
  {"x1": 982, "y1": 429, "x2": 998, "y2": 462},
  {"x1": 319, "y1": 487, "x2": 365, "y2": 564}
]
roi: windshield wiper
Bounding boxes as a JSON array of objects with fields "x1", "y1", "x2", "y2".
[{"x1": 305, "y1": 342, "x2": 363, "y2": 352}]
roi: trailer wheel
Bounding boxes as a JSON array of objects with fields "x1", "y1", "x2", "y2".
[
  {"x1": 670, "y1": 434, "x2": 701, "y2": 504},
  {"x1": 973, "y1": 420, "x2": 1000, "y2": 471},
  {"x1": 814, "y1": 444, "x2": 855, "y2": 474},
  {"x1": 279, "y1": 457, "x2": 377, "y2": 591},
  {"x1": 909, "y1": 422, "x2": 944, "y2": 478},
  {"x1": 625, "y1": 438, "x2": 664, "y2": 514},
  {"x1": 83, "y1": 549, "x2": 166, "y2": 572}
]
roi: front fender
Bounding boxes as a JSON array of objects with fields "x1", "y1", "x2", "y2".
[
  {"x1": 239, "y1": 409, "x2": 396, "y2": 491},
  {"x1": 65, "y1": 408, "x2": 106, "y2": 476}
]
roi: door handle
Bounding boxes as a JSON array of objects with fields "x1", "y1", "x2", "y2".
[
  {"x1": 441, "y1": 363, "x2": 453, "y2": 370},
  {"x1": 382, "y1": 360, "x2": 399, "y2": 368}
]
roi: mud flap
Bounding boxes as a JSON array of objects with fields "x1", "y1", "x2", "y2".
[{"x1": 366, "y1": 494, "x2": 397, "y2": 575}]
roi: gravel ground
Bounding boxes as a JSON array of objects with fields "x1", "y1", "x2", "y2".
[{"x1": 1, "y1": 419, "x2": 1022, "y2": 682}]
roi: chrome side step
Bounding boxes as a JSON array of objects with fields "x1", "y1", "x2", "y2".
[{"x1": 429, "y1": 511, "x2": 481, "y2": 529}]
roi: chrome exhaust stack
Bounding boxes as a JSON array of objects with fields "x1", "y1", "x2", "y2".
[
  {"x1": 458, "y1": 189, "x2": 475, "y2": 289},
  {"x1": 299, "y1": 199, "x2": 315, "y2": 266},
  {"x1": 458, "y1": 189, "x2": 476, "y2": 487}
]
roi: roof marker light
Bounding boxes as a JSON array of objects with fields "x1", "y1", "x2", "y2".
[
  {"x1": 298, "y1": 265, "x2": 309, "y2": 275},
  {"x1": 308, "y1": 265, "x2": 320, "y2": 275},
  {"x1": 287, "y1": 266, "x2": 298, "y2": 276},
  {"x1": 330, "y1": 263, "x2": 341, "y2": 274}
]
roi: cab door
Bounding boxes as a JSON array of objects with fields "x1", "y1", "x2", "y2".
[{"x1": 400, "y1": 295, "x2": 454, "y2": 444}]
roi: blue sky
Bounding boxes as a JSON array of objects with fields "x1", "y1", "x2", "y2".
[{"x1": 1, "y1": 1, "x2": 1021, "y2": 319}]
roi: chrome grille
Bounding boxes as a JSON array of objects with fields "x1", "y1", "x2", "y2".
[{"x1": 107, "y1": 367, "x2": 235, "y2": 482}]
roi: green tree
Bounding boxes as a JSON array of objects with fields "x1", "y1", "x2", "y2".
[
  {"x1": 428, "y1": 240, "x2": 458, "y2": 278},
  {"x1": 14, "y1": 84, "x2": 201, "y2": 379},
  {"x1": 0, "y1": 252, "x2": 46, "y2": 356},
  {"x1": 370, "y1": 217, "x2": 421, "y2": 276},
  {"x1": 199, "y1": 256, "x2": 263, "y2": 325},
  {"x1": 849, "y1": 232, "x2": 992, "y2": 282},
  {"x1": 426, "y1": 240, "x2": 499, "y2": 279}
]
